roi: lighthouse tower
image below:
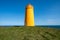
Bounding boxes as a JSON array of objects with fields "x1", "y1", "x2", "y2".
[{"x1": 25, "y1": 4, "x2": 34, "y2": 26}]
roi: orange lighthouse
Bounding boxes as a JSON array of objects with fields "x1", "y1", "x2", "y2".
[{"x1": 25, "y1": 4, "x2": 34, "y2": 26}]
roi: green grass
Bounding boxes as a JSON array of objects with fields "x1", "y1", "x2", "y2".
[{"x1": 0, "y1": 27, "x2": 60, "y2": 40}]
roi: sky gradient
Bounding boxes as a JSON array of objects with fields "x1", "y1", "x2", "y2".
[{"x1": 0, "y1": 0, "x2": 60, "y2": 26}]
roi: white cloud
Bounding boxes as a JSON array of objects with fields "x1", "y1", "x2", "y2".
[{"x1": 47, "y1": 19, "x2": 60, "y2": 25}]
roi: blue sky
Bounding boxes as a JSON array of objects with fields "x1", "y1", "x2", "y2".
[{"x1": 0, "y1": 0, "x2": 60, "y2": 26}]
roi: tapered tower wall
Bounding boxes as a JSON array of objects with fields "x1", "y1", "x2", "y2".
[{"x1": 25, "y1": 4, "x2": 34, "y2": 26}]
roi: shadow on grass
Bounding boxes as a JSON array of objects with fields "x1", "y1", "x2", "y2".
[
  {"x1": 45, "y1": 32, "x2": 56, "y2": 37},
  {"x1": 23, "y1": 36, "x2": 29, "y2": 40},
  {"x1": 40, "y1": 34, "x2": 49, "y2": 40}
]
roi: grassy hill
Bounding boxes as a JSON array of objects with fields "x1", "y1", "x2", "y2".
[{"x1": 0, "y1": 27, "x2": 60, "y2": 40}]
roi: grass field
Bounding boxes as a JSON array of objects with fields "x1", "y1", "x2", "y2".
[{"x1": 0, "y1": 27, "x2": 60, "y2": 40}]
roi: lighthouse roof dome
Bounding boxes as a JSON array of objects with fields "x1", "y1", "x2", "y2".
[{"x1": 26, "y1": 4, "x2": 33, "y2": 9}]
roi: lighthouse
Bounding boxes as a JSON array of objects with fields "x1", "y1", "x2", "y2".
[{"x1": 25, "y1": 4, "x2": 34, "y2": 26}]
